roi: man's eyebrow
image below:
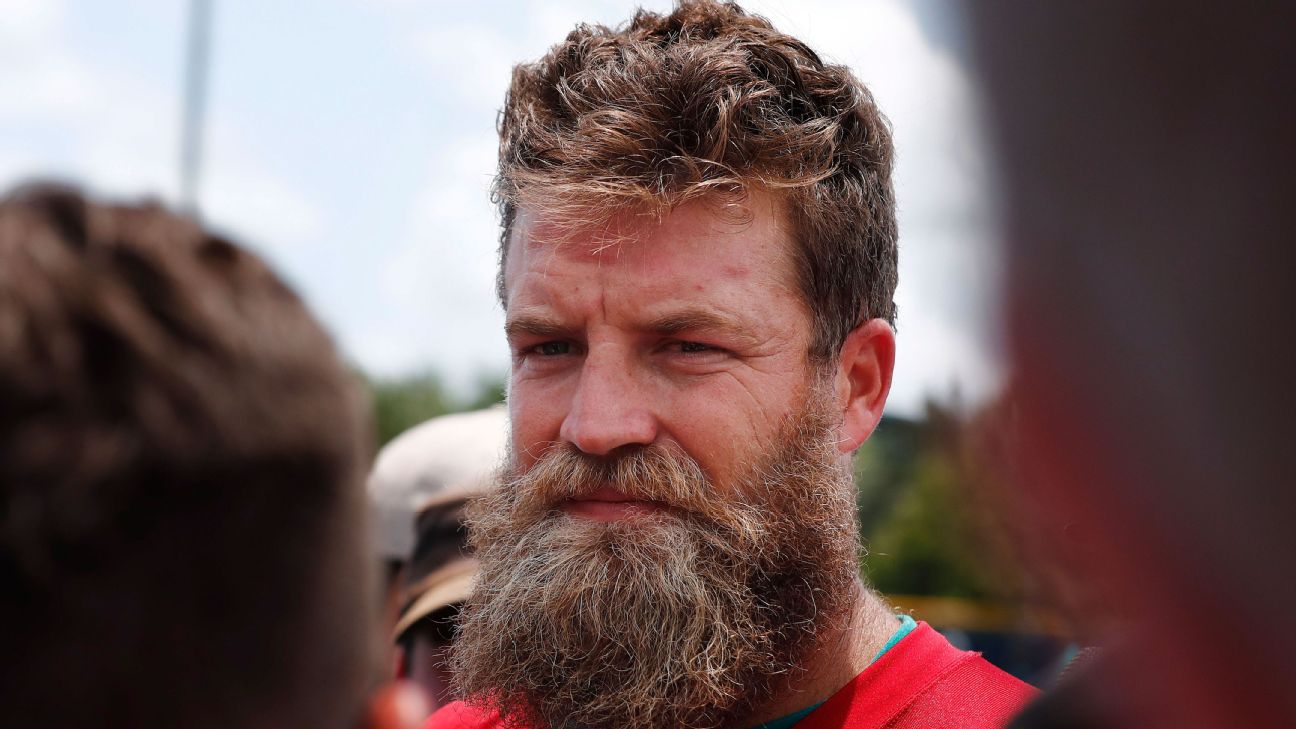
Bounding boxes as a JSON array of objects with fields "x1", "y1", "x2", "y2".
[
  {"x1": 647, "y1": 309, "x2": 759, "y2": 344},
  {"x1": 505, "y1": 313, "x2": 570, "y2": 341}
]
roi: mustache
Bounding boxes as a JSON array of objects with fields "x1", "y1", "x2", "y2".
[
  {"x1": 491, "y1": 442, "x2": 770, "y2": 544},
  {"x1": 453, "y1": 401, "x2": 860, "y2": 729}
]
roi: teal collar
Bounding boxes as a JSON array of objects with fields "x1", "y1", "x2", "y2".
[{"x1": 748, "y1": 615, "x2": 917, "y2": 729}]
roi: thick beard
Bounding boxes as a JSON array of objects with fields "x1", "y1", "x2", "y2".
[{"x1": 452, "y1": 398, "x2": 860, "y2": 729}]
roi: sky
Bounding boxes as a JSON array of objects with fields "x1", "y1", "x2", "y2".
[{"x1": 0, "y1": 0, "x2": 1003, "y2": 417}]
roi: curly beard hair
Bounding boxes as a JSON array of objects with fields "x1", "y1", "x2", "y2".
[{"x1": 451, "y1": 398, "x2": 860, "y2": 729}]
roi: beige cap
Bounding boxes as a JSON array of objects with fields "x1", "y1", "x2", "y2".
[{"x1": 367, "y1": 405, "x2": 508, "y2": 560}]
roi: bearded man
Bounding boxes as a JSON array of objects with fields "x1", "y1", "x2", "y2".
[{"x1": 426, "y1": 3, "x2": 1034, "y2": 728}]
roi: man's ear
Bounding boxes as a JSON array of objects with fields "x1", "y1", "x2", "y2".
[
  {"x1": 362, "y1": 682, "x2": 429, "y2": 729},
  {"x1": 832, "y1": 318, "x2": 896, "y2": 454}
]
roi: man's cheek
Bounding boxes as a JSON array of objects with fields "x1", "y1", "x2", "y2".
[{"x1": 510, "y1": 388, "x2": 569, "y2": 460}]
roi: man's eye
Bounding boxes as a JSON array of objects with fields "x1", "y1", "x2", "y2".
[
  {"x1": 669, "y1": 341, "x2": 728, "y2": 357},
  {"x1": 534, "y1": 341, "x2": 571, "y2": 356}
]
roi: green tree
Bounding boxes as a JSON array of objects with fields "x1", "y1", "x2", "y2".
[
  {"x1": 366, "y1": 371, "x2": 453, "y2": 447},
  {"x1": 360, "y1": 369, "x2": 507, "y2": 448},
  {"x1": 856, "y1": 400, "x2": 1022, "y2": 600},
  {"x1": 863, "y1": 447, "x2": 996, "y2": 598}
]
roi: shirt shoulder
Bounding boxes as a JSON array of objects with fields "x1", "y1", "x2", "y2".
[
  {"x1": 799, "y1": 622, "x2": 1037, "y2": 729},
  {"x1": 422, "y1": 700, "x2": 505, "y2": 729}
]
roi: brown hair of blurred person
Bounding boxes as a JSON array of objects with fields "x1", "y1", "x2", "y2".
[
  {"x1": 494, "y1": 0, "x2": 899, "y2": 362},
  {"x1": 967, "y1": 3, "x2": 1296, "y2": 728},
  {"x1": 0, "y1": 184, "x2": 424, "y2": 729}
]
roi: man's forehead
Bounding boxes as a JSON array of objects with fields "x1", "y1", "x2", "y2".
[
  {"x1": 503, "y1": 193, "x2": 792, "y2": 284},
  {"x1": 509, "y1": 208, "x2": 695, "y2": 259}
]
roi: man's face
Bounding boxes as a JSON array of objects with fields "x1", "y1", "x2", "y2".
[
  {"x1": 450, "y1": 194, "x2": 862, "y2": 728},
  {"x1": 502, "y1": 192, "x2": 826, "y2": 491}
]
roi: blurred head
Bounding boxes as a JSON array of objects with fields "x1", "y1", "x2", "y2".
[
  {"x1": 0, "y1": 184, "x2": 410, "y2": 729},
  {"x1": 368, "y1": 406, "x2": 509, "y2": 565},
  {"x1": 371, "y1": 407, "x2": 507, "y2": 715},
  {"x1": 455, "y1": 2, "x2": 900, "y2": 726},
  {"x1": 369, "y1": 406, "x2": 508, "y2": 696},
  {"x1": 393, "y1": 499, "x2": 475, "y2": 714},
  {"x1": 968, "y1": 2, "x2": 1296, "y2": 727}
]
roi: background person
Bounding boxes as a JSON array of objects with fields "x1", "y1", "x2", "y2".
[
  {"x1": 966, "y1": 2, "x2": 1296, "y2": 727},
  {"x1": 369, "y1": 407, "x2": 508, "y2": 584},
  {"x1": 369, "y1": 406, "x2": 508, "y2": 715},
  {"x1": 0, "y1": 183, "x2": 424, "y2": 729}
]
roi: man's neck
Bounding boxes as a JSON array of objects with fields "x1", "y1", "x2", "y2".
[{"x1": 739, "y1": 579, "x2": 899, "y2": 728}]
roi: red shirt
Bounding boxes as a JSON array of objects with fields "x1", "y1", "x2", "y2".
[{"x1": 425, "y1": 622, "x2": 1036, "y2": 729}]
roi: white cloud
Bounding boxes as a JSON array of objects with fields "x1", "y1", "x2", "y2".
[
  {"x1": 202, "y1": 125, "x2": 324, "y2": 252},
  {"x1": 411, "y1": 24, "x2": 517, "y2": 107},
  {"x1": 0, "y1": 0, "x2": 61, "y2": 42},
  {"x1": 0, "y1": 0, "x2": 324, "y2": 259},
  {"x1": 365, "y1": 130, "x2": 507, "y2": 385}
]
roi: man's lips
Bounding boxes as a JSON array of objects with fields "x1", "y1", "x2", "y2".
[{"x1": 560, "y1": 486, "x2": 667, "y2": 521}]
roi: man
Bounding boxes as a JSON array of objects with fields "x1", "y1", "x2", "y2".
[
  {"x1": 428, "y1": 2, "x2": 1034, "y2": 728},
  {"x1": 0, "y1": 184, "x2": 425, "y2": 729},
  {"x1": 370, "y1": 406, "x2": 508, "y2": 713}
]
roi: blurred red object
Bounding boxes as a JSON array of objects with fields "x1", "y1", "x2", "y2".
[{"x1": 967, "y1": 3, "x2": 1296, "y2": 727}]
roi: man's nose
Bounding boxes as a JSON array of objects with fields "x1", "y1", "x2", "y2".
[{"x1": 559, "y1": 347, "x2": 658, "y2": 456}]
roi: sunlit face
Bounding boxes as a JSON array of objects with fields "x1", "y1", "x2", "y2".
[
  {"x1": 502, "y1": 192, "x2": 825, "y2": 506},
  {"x1": 460, "y1": 193, "x2": 881, "y2": 726}
]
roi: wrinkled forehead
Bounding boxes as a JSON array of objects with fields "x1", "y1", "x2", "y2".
[{"x1": 500, "y1": 191, "x2": 795, "y2": 306}]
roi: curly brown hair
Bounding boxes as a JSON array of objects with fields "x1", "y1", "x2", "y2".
[{"x1": 496, "y1": 0, "x2": 898, "y2": 360}]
